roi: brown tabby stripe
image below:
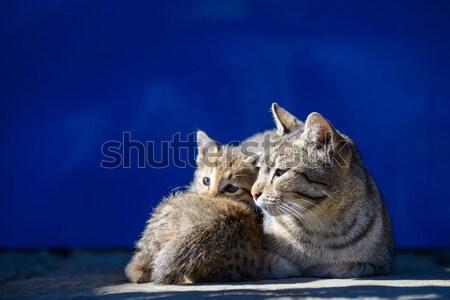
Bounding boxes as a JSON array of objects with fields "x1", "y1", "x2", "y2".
[
  {"x1": 321, "y1": 211, "x2": 359, "y2": 239},
  {"x1": 334, "y1": 194, "x2": 358, "y2": 224},
  {"x1": 293, "y1": 190, "x2": 328, "y2": 203},
  {"x1": 298, "y1": 171, "x2": 329, "y2": 187},
  {"x1": 327, "y1": 212, "x2": 378, "y2": 250}
]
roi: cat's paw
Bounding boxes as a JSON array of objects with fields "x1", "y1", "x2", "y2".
[
  {"x1": 273, "y1": 255, "x2": 302, "y2": 278},
  {"x1": 263, "y1": 251, "x2": 302, "y2": 279}
]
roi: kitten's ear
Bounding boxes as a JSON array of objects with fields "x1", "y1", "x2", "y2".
[
  {"x1": 302, "y1": 112, "x2": 351, "y2": 164},
  {"x1": 243, "y1": 150, "x2": 262, "y2": 167},
  {"x1": 271, "y1": 103, "x2": 302, "y2": 136},
  {"x1": 196, "y1": 130, "x2": 221, "y2": 163}
]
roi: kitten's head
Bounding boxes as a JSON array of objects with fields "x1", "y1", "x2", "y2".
[
  {"x1": 189, "y1": 130, "x2": 257, "y2": 208},
  {"x1": 251, "y1": 103, "x2": 354, "y2": 223}
]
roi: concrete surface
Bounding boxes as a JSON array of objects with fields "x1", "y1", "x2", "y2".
[{"x1": 0, "y1": 250, "x2": 449, "y2": 300}]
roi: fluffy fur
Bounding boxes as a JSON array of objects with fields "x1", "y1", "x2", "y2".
[{"x1": 125, "y1": 192, "x2": 264, "y2": 284}]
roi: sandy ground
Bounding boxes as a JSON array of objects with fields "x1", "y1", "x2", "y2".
[{"x1": 0, "y1": 250, "x2": 449, "y2": 300}]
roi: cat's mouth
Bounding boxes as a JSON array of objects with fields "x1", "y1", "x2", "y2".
[{"x1": 255, "y1": 197, "x2": 282, "y2": 215}]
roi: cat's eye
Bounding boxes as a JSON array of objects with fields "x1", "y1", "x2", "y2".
[
  {"x1": 202, "y1": 177, "x2": 210, "y2": 186},
  {"x1": 223, "y1": 184, "x2": 238, "y2": 193},
  {"x1": 274, "y1": 168, "x2": 288, "y2": 177},
  {"x1": 255, "y1": 166, "x2": 261, "y2": 173}
]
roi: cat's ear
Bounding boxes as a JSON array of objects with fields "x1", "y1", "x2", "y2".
[
  {"x1": 271, "y1": 103, "x2": 302, "y2": 136},
  {"x1": 302, "y1": 112, "x2": 351, "y2": 164},
  {"x1": 196, "y1": 130, "x2": 221, "y2": 163}
]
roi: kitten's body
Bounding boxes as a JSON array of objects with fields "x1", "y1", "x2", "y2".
[
  {"x1": 125, "y1": 192, "x2": 264, "y2": 284},
  {"x1": 252, "y1": 104, "x2": 393, "y2": 278}
]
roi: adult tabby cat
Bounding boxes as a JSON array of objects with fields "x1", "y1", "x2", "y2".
[{"x1": 251, "y1": 103, "x2": 393, "y2": 278}]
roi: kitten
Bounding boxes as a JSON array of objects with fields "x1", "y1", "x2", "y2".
[
  {"x1": 189, "y1": 130, "x2": 284, "y2": 217},
  {"x1": 125, "y1": 192, "x2": 297, "y2": 284},
  {"x1": 251, "y1": 103, "x2": 394, "y2": 278},
  {"x1": 189, "y1": 130, "x2": 259, "y2": 210}
]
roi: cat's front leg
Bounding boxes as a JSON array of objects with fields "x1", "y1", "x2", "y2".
[{"x1": 261, "y1": 250, "x2": 302, "y2": 279}]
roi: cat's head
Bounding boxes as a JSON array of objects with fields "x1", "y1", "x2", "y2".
[
  {"x1": 190, "y1": 130, "x2": 257, "y2": 208},
  {"x1": 251, "y1": 103, "x2": 354, "y2": 222}
]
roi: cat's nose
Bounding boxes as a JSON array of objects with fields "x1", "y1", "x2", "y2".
[{"x1": 252, "y1": 191, "x2": 262, "y2": 201}]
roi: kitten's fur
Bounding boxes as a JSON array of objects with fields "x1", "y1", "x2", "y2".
[
  {"x1": 189, "y1": 131, "x2": 259, "y2": 210},
  {"x1": 252, "y1": 104, "x2": 394, "y2": 278},
  {"x1": 125, "y1": 192, "x2": 264, "y2": 284}
]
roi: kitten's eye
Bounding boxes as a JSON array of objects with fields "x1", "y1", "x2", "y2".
[
  {"x1": 255, "y1": 166, "x2": 261, "y2": 173},
  {"x1": 274, "y1": 169, "x2": 288, "y2": 177},
  {"x1": 202, "y1": 177, "x2": 210, "y2": 186},
  {"x1": 224, "y1": 184, "x2": 238, "y2": 193}
]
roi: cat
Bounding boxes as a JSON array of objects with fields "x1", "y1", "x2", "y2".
[
  {"x1": 251, "y1": 103, "x2": 394, "y2": 278},
  {"x1": 124, "y1": 192, "x2": 299, "y2": 284}
]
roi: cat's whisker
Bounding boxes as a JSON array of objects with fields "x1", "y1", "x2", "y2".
[
  {"x1": 285, "y1": 203, "x2": 321, "y2": 233},
  {"x1": 322, "y1": 191, "x2": 334, "y2": 200},
  {"x1": 279, "y1": 203, "x2": 315, "y2": 234},
  {"x1": 274, "y1": 204, "x2": 283, "y2": 216},
  {"x1": 288, "y1": 201, "x2": 326, "y2": 232},
  {"x1": 296, "y1": 198, "x2": 325, "y2": 214},
  {"x1": 268, "y1": 203, "x2": 276, "y2": 216},
  {"x1": 286, "y1": 205, "x2": 316, "y2": 234}
]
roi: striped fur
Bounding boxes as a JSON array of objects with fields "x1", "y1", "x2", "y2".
[{"x1": 252, "y1": 104, "x2": 394, "y2": 278}]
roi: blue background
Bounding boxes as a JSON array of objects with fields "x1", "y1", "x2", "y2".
[{"x1": 1, "y1": 0, "x2": 449, "y2": 248}]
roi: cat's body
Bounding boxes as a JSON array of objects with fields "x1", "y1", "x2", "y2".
[
  {"x1": 126, "y1": 104, "x2": 393, "y2": 284},
  {"x1": 125, "y1": 192, "x2": 264, "y2": 284},
  {"x1": 251, "y1": 104, "x2": 394, "y2": 278}
]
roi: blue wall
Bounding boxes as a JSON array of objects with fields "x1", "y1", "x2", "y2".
[{"x1": 1, "y1": 1, "x2": 449, "y2": 248}]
